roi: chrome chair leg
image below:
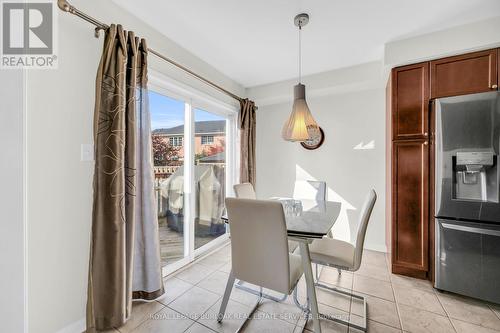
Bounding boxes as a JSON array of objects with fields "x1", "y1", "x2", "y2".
[
  {"x1": 233, "y1": 287, "x2": 262, "y2": 333},
  {"x1": 314, "y1": 282, "x2": 367, "y2": 332},
  {"x1": 235, "y1": 280, "x2": 288, "y2": 302},
  {"x1": 218, "y1": 271, "x2": 263, "y2": 333},
  {"x1": 293, "y1": 284, "x2": 309, "y2": 313},
  {"x1": 314, "y1": 263, "x2": 339, "y2": 281},
  {"x1": 292, "y1": 269, "x2": 367, "y2": 332},
  {"x1": 218, "y1": 272, "x2": 235, "y2": 322}
]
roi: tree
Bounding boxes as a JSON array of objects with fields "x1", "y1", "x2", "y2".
[
  {"x1": 205, "y1": 137, "x2": 225, "y2": 156},
  {"x1": 152, "y1": 135, "x2": 179, "y2": 166}
]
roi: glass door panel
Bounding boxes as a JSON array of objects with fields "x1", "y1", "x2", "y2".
[
  {"x1": 149, "y1": 90, "x2": 186, "y2": 268},
  {"x1": 193, "y1": 108, "x2": 227, "y2": 249},
  {"x1": 148, "y1": 81, "x2": 236, "y2": 275}
]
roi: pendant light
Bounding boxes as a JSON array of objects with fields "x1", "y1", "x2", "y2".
[{"x1": 282, "y1": 13, "x2": 320, "y2": 142}]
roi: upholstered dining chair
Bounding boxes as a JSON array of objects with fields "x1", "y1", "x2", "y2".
[
  {"x1": 219, "y1": 198, "x2": 304, "y2": 330},
  {"x1": 232, "y1": 183, "x2": 298, "y2": 302},
  {"x1": 290, "y1": 180, "x2": 328, "y2": 248},
  {"x1": 293, "y1": 180, "x2": 327, "y2": 201},
  {"x1": 234, "y1": 182, "x2": 300, "y2": 257},
  {"x1": 233, "y1": 182, "x2": 256, "y2": 199},
  {"x1": 294, "y1": 189, "x2": 377, "y2": 332}
]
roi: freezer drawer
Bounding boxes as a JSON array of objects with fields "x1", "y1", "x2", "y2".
[{"x1": 435, "y1": 218, "x2": 500, "y2": 304}]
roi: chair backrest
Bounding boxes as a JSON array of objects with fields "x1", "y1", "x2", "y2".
[
  {"x1": 233, "y1": 183, "x2": 256, "y2": 199},
  {"x1": 225, "y1": 198, "x2": 291, "y2": 294},
  {"x1": 353, "y1": 189, "x2": 377, "y2": 270},
  {"x1": 293, "y1": 180, "x2": 326, "y2": 201}
]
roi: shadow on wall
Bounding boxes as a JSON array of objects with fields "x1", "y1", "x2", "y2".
[{"x1": 295, "y1": 164, "x2": 357, "y2": 243}]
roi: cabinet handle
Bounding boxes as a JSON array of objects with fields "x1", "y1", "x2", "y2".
[
  {"x1": 492, "y1": 84, "x2": 498, "y2": 89},
  {"x1": 424, "y1": 141, "x2": 428, "y2": 145},
  {"x1": 424, "y1": 132, "x2": 428, "y2": 137}
]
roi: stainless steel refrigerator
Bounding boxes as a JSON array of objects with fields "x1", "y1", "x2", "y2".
[{"x1": 435, "y1": 91, "x2": 500, "y2": 303}]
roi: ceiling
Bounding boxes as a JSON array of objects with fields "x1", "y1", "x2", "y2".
[{"x1": 112, "y1": 0, "x2": 500, "y2": 87}]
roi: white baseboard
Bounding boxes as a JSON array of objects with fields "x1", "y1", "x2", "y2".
[{"x1": 56, "y1": 318, "x2": 85, "y2": 333}]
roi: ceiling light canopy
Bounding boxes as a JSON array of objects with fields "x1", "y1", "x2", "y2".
[{"x1": 282, "y1": 13, "x2": 320, "y2": 142}]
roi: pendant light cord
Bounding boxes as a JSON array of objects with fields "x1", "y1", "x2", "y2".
[{"x1": 298, "y1": 25, "x2": 302, "y2": 84}]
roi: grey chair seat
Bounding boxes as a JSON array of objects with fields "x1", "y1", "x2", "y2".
[{"x1": 308, "y1": 238, "x2": 355, "y2": 270}]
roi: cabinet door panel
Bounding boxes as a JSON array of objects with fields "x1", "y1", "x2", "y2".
[
  {"x1": 392, "y1": 140, "x2": 429, "y2": 275},
  {"x1": 392, "y1": 63, "x2": 429, "y2": 140},
  {"x1": 430, "y1": 49, "x2": 498, "y2": 98}
]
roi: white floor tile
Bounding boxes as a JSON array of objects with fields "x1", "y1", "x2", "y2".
[
  {"x1": 168, "y1": 286, "x2": 220, "y2": 320},
  {"x1": 132, "y1": 307, "x2": 194, "y2": 333},
  {"x1": 437, "y1": 292, "x2": 500, "y2": 330},
  {"x1": 157, "y1": 277, "x2": 193, "y2": 305},
  {"x1": 398, "y1": 304, "x2": 455, "y2": 333}
]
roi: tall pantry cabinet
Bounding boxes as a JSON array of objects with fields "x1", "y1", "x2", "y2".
[{"x1": 386, "y1": 48, "x2": 499, "y2": 280}]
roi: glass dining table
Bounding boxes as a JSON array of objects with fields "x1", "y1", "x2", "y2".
[{"x1": 221, "y1": 198, "x2": 342, "y2": 333}]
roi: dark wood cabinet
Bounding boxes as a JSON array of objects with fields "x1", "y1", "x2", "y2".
[
  {"x1": 392, "y1": 63, "x2": 430, "y2": 140},
  {"x1": 391, "y1": 140, "x2": 429, "y2": 278},
  {"x1": 388, "y1": 47, "x2": 499, "y2": 281},
  {"x1": 430, "y1": 49, "x2": 498, "y2": 98},
  {"x1": 388, "y1": 62, "x2": 431, "y2": 279}
]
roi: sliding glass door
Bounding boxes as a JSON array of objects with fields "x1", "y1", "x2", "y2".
[
  {"x1": 148, "y1": 77, "x2": 237, "y2": 275},
  {"x1": 150, "y1": 91, "x2": 187, "y2": 269},
  {"x1": 193, "y1": 108, "x2": 227, "y2": 250}
]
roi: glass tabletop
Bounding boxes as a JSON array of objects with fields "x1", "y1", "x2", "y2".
[{"x1": 222, "y1": 198, "x2": 342, "y2": 239}]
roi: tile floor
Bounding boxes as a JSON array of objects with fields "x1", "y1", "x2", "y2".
[{"x1": 104, "y1": 242, "x2": 500, "y2": 333}]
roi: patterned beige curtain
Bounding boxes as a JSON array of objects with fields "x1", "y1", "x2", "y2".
[
  {"x1": 86, "y1": 24, "x2": 164, "y2": 332},
  {"x1": 239, "y1": 99, "x2": 257, "y2": 186}
]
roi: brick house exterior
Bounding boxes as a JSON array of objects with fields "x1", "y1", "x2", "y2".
[
  {"x1": 152, "y1": 120, "x2": 225, "y2": 160},
  {"x1": 152, "y1": 120, "x2": 226, "y2": 180}
]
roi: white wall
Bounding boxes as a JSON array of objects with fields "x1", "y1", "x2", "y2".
[
  {"x1": 384, "y1": 16, "x2": 500, "y2": 68},
  {"x1": 25, "y1": 1, "x2": 244, "y2": 332},
  {"x1": 0, "y1": 70, "x2": 26, "y2": 332},
  {"x1": 248, "y1": 62, "x2": 387, "y2": 252},
  {"x1": 247, "y1": 16, "x2": 500, "y2": 253}
]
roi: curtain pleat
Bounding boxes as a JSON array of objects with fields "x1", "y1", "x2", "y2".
[
  {"x1": 239, "y1": 99, "x2": 257, "y2": 186},
  {"x1": 86, "y1": 24, "x2": 164, "y2": 332}
]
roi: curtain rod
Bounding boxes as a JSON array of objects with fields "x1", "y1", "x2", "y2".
[{"x1": 57, "y1": 0, "x2": 250, "y2": 107}]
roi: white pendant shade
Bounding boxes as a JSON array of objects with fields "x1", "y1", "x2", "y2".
[{"x1": 282, "y1": 83, "x2": 320, "y2": 142}]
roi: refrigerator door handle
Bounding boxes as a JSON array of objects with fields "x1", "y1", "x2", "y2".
[{"x1": 441, "y1": 223, "x2": 500, "y2": 237}]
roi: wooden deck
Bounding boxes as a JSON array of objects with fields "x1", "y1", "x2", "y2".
[{"x1": 158, "y1": 216, "x2": 221, "y2": 267}]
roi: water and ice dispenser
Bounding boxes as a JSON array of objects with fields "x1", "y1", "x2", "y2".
[{"x1": 453, "y1": 151, "x2": 498, "y2": 203}]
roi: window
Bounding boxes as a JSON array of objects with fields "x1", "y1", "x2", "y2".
[
  {"x1": 201, "y1": 135, "x2": 214, "y2": 145},
  {"x1": 169, "y1": 136, "x2": 183, "y2": 147}
]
